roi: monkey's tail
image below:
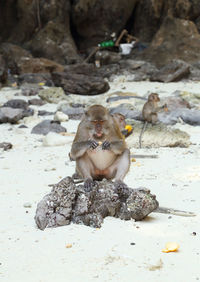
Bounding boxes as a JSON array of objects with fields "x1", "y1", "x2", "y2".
[
  {"x1": 155, "y1": 207, "x2": 196, "y2": 217},
  {"x1": 139, "y1": 122, "x2": 147, "y2": 149}
]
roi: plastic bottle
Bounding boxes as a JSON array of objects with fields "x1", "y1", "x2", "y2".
[{"x1": 98, "y1": 40, "x2": 114, "y2": 47}]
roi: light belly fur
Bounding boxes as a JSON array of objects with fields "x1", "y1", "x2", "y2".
[{"x1": 87, "y1": 148, "x2": 116, "y2": 170}]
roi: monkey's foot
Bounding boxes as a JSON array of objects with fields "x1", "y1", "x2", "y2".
[{"x1": 84, "y1": 178, "x2": 95, "y2": 191}]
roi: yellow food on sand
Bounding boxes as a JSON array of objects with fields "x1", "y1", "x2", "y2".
[
  {"x1": 162, "y1": 242, "x2": 180, "y2": 253},
  {"x1": 125, "y1": 125, "x2": 132, "y2": 133},
  {"x1": 66, "y1": 243, "x2": 72, "y2": 248},
  {"x1": 131, "y1": 158, "x2": 136, "y2": 162}
]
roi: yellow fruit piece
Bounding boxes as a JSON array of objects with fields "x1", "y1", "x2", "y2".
[
  {"x1": 66, "y1": 244, "x2": 72, "y2": 248},
  {"x1": 125, "y1": 125, "x2": 132, "y2": 133},
  {"x1": 162, "y1": 242, "x2": 179, "y2": 253},
  {"x1": 38, "y1": 82, "x2": 45, "y2": 86},
  {"x1": 131, "y1": 158, "x2": 136, "y2": 162},
  {"x1": 98, "y1": 141, "x2": 102, "y2": 146}
]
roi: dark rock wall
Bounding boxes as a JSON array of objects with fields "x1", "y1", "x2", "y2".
[{"x1": 1, "y1": 0, "x2": 200, "y2": 68}]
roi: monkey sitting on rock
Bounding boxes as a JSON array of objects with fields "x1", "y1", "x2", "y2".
[
  {"x1": 70, "y1": 105, "x2": 130, "y2": 189},
  {"x1": 139, "y1": 93, "x2": 168, "y2": 148}
]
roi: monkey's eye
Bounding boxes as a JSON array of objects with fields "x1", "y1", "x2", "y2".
[{"x1": 92, "y1": 120, "x2": 105, "y2": 125}]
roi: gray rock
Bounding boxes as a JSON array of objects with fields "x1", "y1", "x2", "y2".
[
  {"x1": 3, "y1": 99, "x2": 29, "y2": 110},
  {"x1": 51, "y1": 71, "x2": 110, "y2": 95},
  {"x1": 28, "y1": 98, "x2": 46, "y2": 106},
  {"x1": 150, "y1": 60, "x2": 190, "y2": 82},
  {"x1": 109, "y1": 103, "x2": 142, "y2": 120},
  {"x1": 58, "y1": 103, "x2": 85, "y2": 120},
  {"x1": 126, "y1": 122, "x2": 191, "y2": 148},
  {"x1": 21, "y1": 83, "x2": 44, "y2": 96},
  {"x1": 35, "y1": 177, "x2": 158, "y2": 230},
  {"x1": 159, "y1": 109, "x2": 200, "y2": 126},
  {"x1": 31, "y1": 120, "x2": 67, "y2": 135},
  {"x1": 38, "y1": 87, "x2": 66, "y2": 103},
  {"x1": 0, "y1": 107, "x2": 33, "y2": 124},
  {"x1": 0, "y1": 142, "x2": 13, "y2": 150},
  {"x1": 18, "y1": 74, "x2": 53, "y2": 87}
]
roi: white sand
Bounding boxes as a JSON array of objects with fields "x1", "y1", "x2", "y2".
[{"x1": 0, "y1": 81, "x2": 200, "y2": 282}]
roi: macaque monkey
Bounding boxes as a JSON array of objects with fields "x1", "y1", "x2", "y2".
[
  {"x1": 139, "y1": 93, "x2": 167, "y2": 148},
  {"x1": 70, "y1": 105, "x2": 130, "y2": 189},
  {"x1": 112, "y1": 113, "x2": 133, "y2": 138}
]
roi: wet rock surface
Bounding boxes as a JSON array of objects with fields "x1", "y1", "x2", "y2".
[{"x1": 35, "y1": 177, "x2": 159, "y2": 230}]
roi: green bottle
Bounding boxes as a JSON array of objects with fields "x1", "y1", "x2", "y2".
[{"x1": 98, "y1": 40, "x2": 114, "y2": 47}]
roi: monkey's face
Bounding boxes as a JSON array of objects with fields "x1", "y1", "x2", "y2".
[
  {"x1": 112, "y1": 113, "x2": 126, "y2": 130},
  {"x1": 148, "y1": 93, "x2": 160, "y2": 102},
  {"x1": 90, "y1": 119, "x2": 108, "y2": 139}
]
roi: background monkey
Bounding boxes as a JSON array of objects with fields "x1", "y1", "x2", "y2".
[
  {"x1": 70, "y1": 105, "x2": 130, "y2": 189},
  {"x1": 139, "y1": 93, "x2": 167, "y2": 148},
  {"x1": 112, "y1": 113, "x2": 133, "y2": 138}
]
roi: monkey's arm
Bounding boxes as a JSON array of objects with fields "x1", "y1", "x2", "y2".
[
  {"x1": 153, "y1": 104, "x2": 168, "y2": 114},
  {"x1": 70, "y1": 140, "x2": 98, "y2": 160}
]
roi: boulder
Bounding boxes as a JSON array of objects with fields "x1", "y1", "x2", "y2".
[
  {"x1": 150, "y1": 60, "x2": 190, "y2": 82},
  {"x1": 126, "y1": 123, "x2": 191, "y2": 148},
  {"x1": 35, "y1": 177, "x2": 158, "y2": 230},
  {"x1": 52, "y1": 71, "x2": 110, "y2": 95}
]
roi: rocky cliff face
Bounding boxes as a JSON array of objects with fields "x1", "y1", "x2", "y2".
[{"x1": 1, "y1": 0, "x2": 200, "y2": 77}]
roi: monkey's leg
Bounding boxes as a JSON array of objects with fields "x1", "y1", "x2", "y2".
[
  {"x1": 139, "y1": 122, "x2": 147, "y2": 149},
  {"x1": 106, "y1": 149, "x2": 130, "y2": 181},
  {"x1": 76, "y1": 154, "x2": 96, "y2": 190}
]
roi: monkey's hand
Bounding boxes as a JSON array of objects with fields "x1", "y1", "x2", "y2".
[
  {"x1": 102, "y1": 140, "x2": 111, "y2": 150},
  {"x1": 88, "y1": 139, "x2": 99, "y2": 149}
]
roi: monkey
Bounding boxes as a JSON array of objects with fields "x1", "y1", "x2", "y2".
[
  {"x1": 70, "y1": 105, "x2": 130, "y2": 189},
  {"x1": 112, "y1": 113, "x2": 133, "y2": 138},
  {"x1": 139, "y1": 93, "x2": 168, "y2": 148}
]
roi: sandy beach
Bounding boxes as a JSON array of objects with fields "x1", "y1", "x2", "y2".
[{"x1": 0, "y1": 80, "x2": 200, "y2": 282}]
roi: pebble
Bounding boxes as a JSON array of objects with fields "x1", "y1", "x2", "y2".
[
  {"x1": 54, "y1": 111, "x2": 69, "y2": 122},
  {"x1": 23, "y1": 202, "x2": 32, "y2": 208}
]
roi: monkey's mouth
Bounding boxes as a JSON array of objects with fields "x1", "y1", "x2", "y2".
[{"x1": 94, "y1": 132, "x2": 103, "y2": 138}]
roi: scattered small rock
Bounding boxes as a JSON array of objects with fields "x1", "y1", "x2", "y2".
[
  {"x1": 0, "y1": 107, "x2": 33, "y2": 124},
  {"x1": 54, "y1": 111, "x2": 69, "y2": 122},
  {"x1": 31, "y1": 120, "x2": 67, "y2": 135},
  {"x1": 23, "y1": 202, "x2": 32, "y2": 208},
  {"x1": 0, "y1": 142, "x2": 13, "y2": 150},
  {"x1": 38, "y1": 110, "x2": 55, "y2": 116},
  {"x1": 38, "y1": 87, "x2": 66, "y2": 103},
  {"x1": 57, "y1": 103, "x2": 85, "y2": 120},
  {"x1": 3, "y1": 99, "x2": 29, "y2": 110},
  {"x1": 28, "y1": 98, "x2": 46, "y2": 106},
  {"x1": 21, "y1": 83, "x2": 43, "y2": 96}
]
